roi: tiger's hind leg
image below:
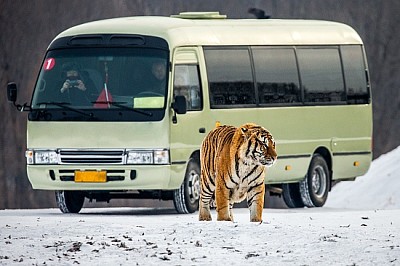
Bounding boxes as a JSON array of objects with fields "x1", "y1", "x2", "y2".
[
  {"x1": 247, "y1": 183, "x2": 265, "y2": 222},
  {"x1": 198, "y1": 173, "x2": 215, "y2": 221}
]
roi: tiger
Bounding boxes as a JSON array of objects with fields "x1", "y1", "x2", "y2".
[{"x1": 198, "y1": 123, "x2": 277, "y2": 222}]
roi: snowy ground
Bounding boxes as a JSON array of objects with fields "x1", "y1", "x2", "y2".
[
  {"x1": 1, "y1": 208, "x2": 399, "y2": 265},
  {"x1": 325, "y1": 145, "x2": 400, "y2": 210},
  {"x1": 1, "y1": 147, "x2": 400, "y2": 265}
]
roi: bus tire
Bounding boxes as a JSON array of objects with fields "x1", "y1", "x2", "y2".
[
  {"x1": 299, "y1": 154, "x2": 330, "y2": 207},
  {"x1": 55, "y1": 191, "x2": 85, "y2": 213},
  {"x1": 173, "y1": 159, "x2": 200, "y2": 214},
  {"x1": 282, "y1": 183, "x2": 305, "y2": 208}
]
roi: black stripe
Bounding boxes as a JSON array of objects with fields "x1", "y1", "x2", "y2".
[
  {"x1": 222, "y1": 177, "x2": 231, "y2": 189},
  {"x1": 244, "y1": 165, "x2": 259, "y2": 180},
  {"x1": 235, "y1": 153, "x2": 240, "y2": 177},
  {"x1": 171, "y1": 161, "x2": 187, "y2": 165},
  {"x1": 247, "y1": 190, "x2": 263, "y2": 207},
  {"x1": 247, "y1": 181, "x2": 264, "y2": 195},
  {"x1": 205, "y1": 144, "x2": 213, "y2": 176},
  {"x1": 245, "y1": 140, "x2": 253, "y2": 157},
  {"x1": 201, "y1": 190, "x2": 214, "y2": 199},
  {"x1": 209, "y1": 174, "x2": 215, "y2": 187},
  {"x1": 202, "y1": 177, "x2": 214, "y2": 194},
  {"x1": 229, "y1": 174, "x2": 239, "y2": 186},
  {"x1": 333, "y1": 151, "x2": 371, "y2": 156},
  {"x1": 278, "y1": 154, "x2": 311, "y2": 159},
  {"x1": 248, "y1": 169, "x2": 264, "y2": 185}
]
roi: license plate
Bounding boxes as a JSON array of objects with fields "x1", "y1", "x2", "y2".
[{"x1": 74, "y1": 171, "x2": 107, "y2": 183}]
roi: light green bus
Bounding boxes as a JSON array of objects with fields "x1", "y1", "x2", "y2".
[{"x1": 7, "y1": 12, "x2": 372, "y2": 213}]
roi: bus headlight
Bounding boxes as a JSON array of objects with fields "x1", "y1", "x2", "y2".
[
  {"x1": 126, "y1": 149, "x2": 169, "y2": 165},
  {"x1": 26, "y1": 150, "x2": 58, "y2": 165}
]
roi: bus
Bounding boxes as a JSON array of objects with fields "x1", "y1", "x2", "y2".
[{"x1": 7, "y1": 12, "x2": 372, "y2": 213}]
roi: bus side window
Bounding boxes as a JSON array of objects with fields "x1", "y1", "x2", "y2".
[
  {"x1": 341, "y1": 45, "x2": 370, "y2": 104},
  {"x1": 173, "y1": 65, "x2": 202, "y2": 111},
  {"x1": 297, "y1": 47, "x2": 346, "y2": 103},
  {"x1": 253, "y1": 47, "x2": 301, "y2": 105},
  {"x1": 204, "y1": 48, "x2": 255, "y2": 108}
]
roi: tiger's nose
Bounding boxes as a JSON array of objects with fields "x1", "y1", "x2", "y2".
[{"x1": 266, "y1": 158, "x2": 276, "y2": 166}]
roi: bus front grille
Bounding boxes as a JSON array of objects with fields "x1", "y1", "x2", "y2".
[{"x1": 59, "y1": 149, "x2": 125, "y2": 164}]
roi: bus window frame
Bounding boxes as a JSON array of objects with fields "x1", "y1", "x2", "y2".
[{"x1": 203, "y1": 44, "x2": 370, "y2": 109}]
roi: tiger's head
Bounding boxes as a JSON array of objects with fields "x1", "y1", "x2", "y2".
[{"x1": 238, "y1": 123, "x2": 277, "y2": 167}]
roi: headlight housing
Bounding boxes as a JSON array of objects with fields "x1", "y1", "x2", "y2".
[
  {"x1": 25, "y1": 149, "x2": 170, "y2": 165},
  {"x1": 26, "y1": 150, "x2": 58, "y2": 165},
  {"x1": 126, "y1": 149, "x2": 169, "y2": 165}
]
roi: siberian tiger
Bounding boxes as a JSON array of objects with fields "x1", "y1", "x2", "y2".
[{"x1": 198, "y1": 123, "x2": 277, "y2": 222}]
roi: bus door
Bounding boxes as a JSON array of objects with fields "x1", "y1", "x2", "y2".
[{"x1": 169, "y1": 47, "x2": 205, "y2": 185}]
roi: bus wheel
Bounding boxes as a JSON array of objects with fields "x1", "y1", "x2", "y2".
[
  {"x1": 173, "y1": 158, "x2": 200, "y2": 214},
  {"x1": 282, "y1": 183, "x2": 305, "y2": 208},
  {"x1": 55, "y1": 191, "x2": 85, "y2": 213},
  {"x1": 299, "y1": 154, "x2": 330, "y2": 207}
]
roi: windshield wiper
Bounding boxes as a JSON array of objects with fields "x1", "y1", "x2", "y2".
[
  {"x1": 92, "y1": 101, "x2": 153, "y2": 117},
  {"x1": 36, "y1": 102, "x2": 95, "y2": 118}
]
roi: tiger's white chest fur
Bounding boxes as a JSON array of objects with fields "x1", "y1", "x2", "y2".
[{"x1": 228, "y1": 158, "x2": 265, "y2": 203}]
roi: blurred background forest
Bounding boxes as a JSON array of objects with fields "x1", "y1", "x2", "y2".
[{"x1": 1, "y1": 0, "x2": 399, "y2": 209}]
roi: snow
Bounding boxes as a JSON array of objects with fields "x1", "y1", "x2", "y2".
[
  {"x1": 326, "y1": 145, "x2": 400, "y2": 210},
  {"x1": 1, "y1": 147, "x2": 400, "y2": 265},
  {"x1": 1, "y1": 208, "x2": 399, "y2": 265}
]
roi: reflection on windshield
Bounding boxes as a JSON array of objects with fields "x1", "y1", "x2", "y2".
[{"x1": 32, "y1": 48, "x2": 168, "y2": 113}]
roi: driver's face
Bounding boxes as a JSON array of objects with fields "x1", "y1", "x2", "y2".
[{"x1": 152, "y1": 63, "x2": 166, "y2": 80}]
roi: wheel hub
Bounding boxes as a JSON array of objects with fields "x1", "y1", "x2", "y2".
[
  {"x1": 188, "y1": 170, "x2": 200, "y2": 203},
  {"x1": 311, "y1": 165, "x2": 327, "y2": 199}
]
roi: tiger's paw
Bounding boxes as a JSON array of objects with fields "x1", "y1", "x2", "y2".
[
  {"x1": 217, "y1": 214, "x2": 232, "y2": 222},
  {"x1": 199, "y1": 211, "x2": 212, "y2": 221},
  {"x1": 199, "y1": 215, "x2": 212, "y2": 221},
  {"x1": 250, "y1": 217, "x2": 263, "y2": 222}
]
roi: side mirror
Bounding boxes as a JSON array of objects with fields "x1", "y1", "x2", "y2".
[
  {"x1": 7, "y1": 82, "x2": 30, "y2": 112},
  {"x1": 172, "y1": 95, "x2": 187, "y2": 115},
  {"x1": 7, "y1": 82, "x2": 17, "y2": 103}
]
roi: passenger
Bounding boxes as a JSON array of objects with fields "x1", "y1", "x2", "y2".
[{"x1": 60, "y1": 62, "x2": 97, "y2": 106}]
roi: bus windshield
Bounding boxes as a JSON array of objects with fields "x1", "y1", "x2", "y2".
[{"x1": 30, "y1": 47, "x2": 169, "y2": 121}]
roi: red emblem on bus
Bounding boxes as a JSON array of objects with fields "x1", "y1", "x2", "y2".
[{"x1": 43, "y1": 58, "x2": 56, "y2": 71}]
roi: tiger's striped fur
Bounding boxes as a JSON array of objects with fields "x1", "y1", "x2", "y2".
[{"x1": 198, "y1": 123, "x2": 277, "y2": 222}]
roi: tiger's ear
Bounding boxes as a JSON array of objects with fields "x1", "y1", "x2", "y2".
[
  {"x1": 240, "y1": 126, "x2": 252, "y2": 140},
  {"x1": 241, "y1": 127, "x2": 249, "y2": 134}
]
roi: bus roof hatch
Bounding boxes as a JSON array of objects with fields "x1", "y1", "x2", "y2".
[{"x1": 171, "y1": 12, "x2": 227, "y2": 20}]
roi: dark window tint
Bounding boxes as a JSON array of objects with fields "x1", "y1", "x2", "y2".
[
  {"x1": 253, "y1": 48, "x2": 301, "y2": 104},
  {"x1": 204, "y1": 48, "x2": 255, "y2": 108},
  {"x1": 30, "y1": 48, "x2": 169, "y2": 121},
  {"x1": 341, "y1": 45, "x2": 369, "y2": 104},
  {"x1": 297, "y1": 48, "x2": 345, "y2": 103}
]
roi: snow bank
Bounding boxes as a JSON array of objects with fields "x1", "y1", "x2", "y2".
[{"x1": 325, "y1": 146, "x2": 400, "y2": 210}]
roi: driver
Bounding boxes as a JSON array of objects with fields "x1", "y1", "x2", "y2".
[{"x1": 148, "y1": 60, "x2": 167, "y2": 95}]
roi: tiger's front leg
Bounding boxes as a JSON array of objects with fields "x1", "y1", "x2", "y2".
[
  {"x1": 229, "y1": 202, "x2": 235, "y2": 222},
  {"x1": 198, "y1": 195, "x2": 212, "y2": 221},
  {"x1": 215, "y1": 175, "x2": 231, "y2": 221},
  {"x1": 247, "y1": 183, "x2": 265, "y2": 222}
]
